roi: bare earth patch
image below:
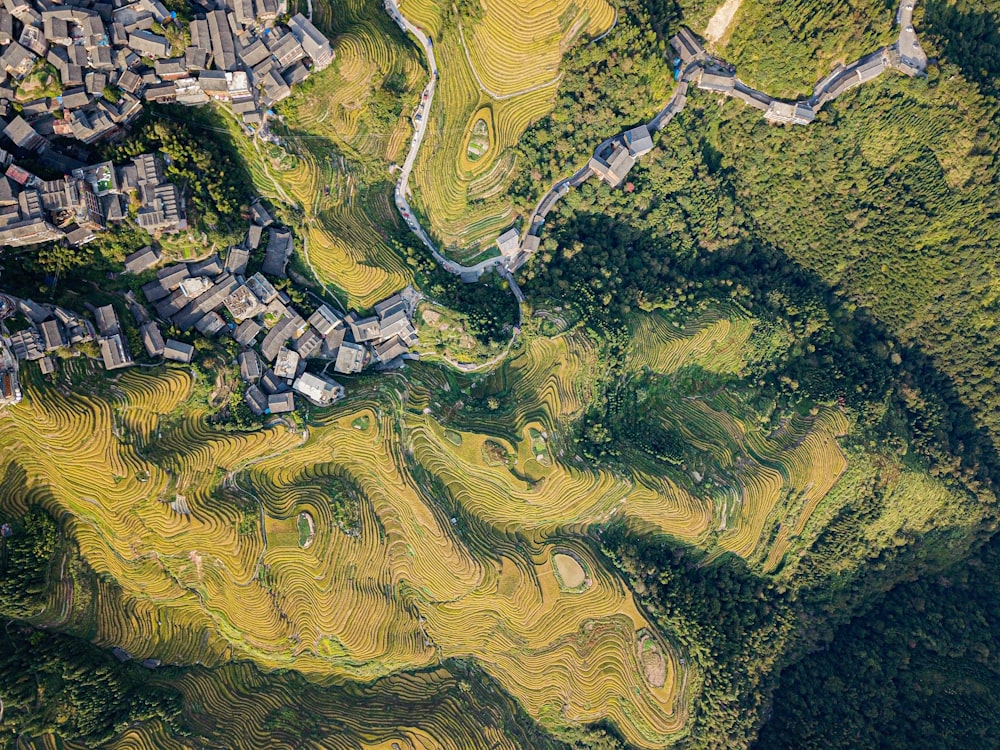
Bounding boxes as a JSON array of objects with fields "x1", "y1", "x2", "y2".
[
  {"x1": 553, "y1": 552, "x2": 589, "y2": 590},
  {"x1": 637, "y1": 632, "x2": 667, "y2": 688},
  {"x1": 704, "y1": 0, "x2": 742, "y2": 45},
  {"x1": 188, "y1": 550, "x2": 203, "y2": 581},
  {"x1": 421, "y1": 309, "x2": 441, "y2": 326}
]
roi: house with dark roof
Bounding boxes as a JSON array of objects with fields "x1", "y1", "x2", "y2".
[
  {"x1": 195, "y1": 311, "x2": 226, "y2": 336},
  {"x1": 233, "y1": 318, "x2": 262, "y2": 346},
  {"x1": 99, "y1": 333, "x2": 133, "y2": 370},
  {"x1": 273, "y1": 346, "x2": 299, "y2": 379},
  {"x1": 333, "y1": 341, "x2": 365, "y2": 374},
  {"x1": 262, "y1": 227, "x2": 293, "y2": 277},
  {"x1": 267, "y1": 391, "x2": 295, "y2": 413},
  {"x1": 291, "y1": 328, "x2": 322, "y2": 358},
  {"x1": 3, "y1": 115, "x2": 46, "y2": 151},
  {"x1": 670, "y1": 27, "x2": 706, "y2": 64},
  {"x1": 244, "y1": 383, "x2": 268, "y2": 414},
  {"x1": 287, "y1": 13, "x2": 333, "y2": 70},
  {"x1": 260, "y1": 367, "x2": 287, "y2": 395},
  {"x1": 308, "y1": 304, "x2": 342, "y2": 337},
  {"x1": 373, "y1": 335, "x2": 408, "y2": 363},
  {"x1": 129, "y1": 30, "x2": 170, "y2": 58},
  {"x1": 40, "y1": 319, "x2": 66, "y2": 351},
  {"x1": 624, "y1": 125, "x2": 654, "y2": 156},
  {"x1": 292, "y1": 372, "x2": 344, "y2": 406},
  {"x1": 250, "y1": 199, "x2": 274, "y2": 226},
  {"x1": 0, "y1": 218, "x2": 64, "y2": 246},
  {"x1": 348, "y1": 314, "x2": 381, "y2": 343},
  {"x1": 0, "y1": 42, "x2": 35, "y2": 80},
  {"x1": 496, "y1": 228, "x2": 519, "y2": 259},
  {"x1": 163, "y1": 339, "x2": 194, "y2": 363},
  {"x1": 188, "y1": 254, "x2": 223, "y2": 277},
  {"x1": 588, "y1": 141, "x2": 636, "y2": 188},
  {"x1": 95, "y1": 304, "x2": 120, "y2": 336},
  {"x1": 697, "y1": 69, "x2": 736, "y2": 93},
  {"x1": 136, "y1": 182, "x2": 186, "y2": 233},
  {"x1": 141, "y1": 321, "x2": 165, "y2": 356},
  {"x1": 238, "y1": 350, "x2": 261, "y2": 382},
  {"x1": 124, "y1": 245, "x2": 161, "y2": 274},
  {"x1": 173, "y1": 275, "x2": 239, "y2": 331},
  {"x1": 260, "y1": 315, "x2": 301, "y2": 362},
  {"x1": 225, "y1": 246, "x2": 249, "y2": 275},
  {"x1": 206, "y1": 10, "x2": 237, "y2": 70}
]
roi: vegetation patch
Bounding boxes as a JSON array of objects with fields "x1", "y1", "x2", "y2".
[
  {"x1": 15, "y1": 62, "x2": 62, "y2": 102},
  {"x1": 297, "y1": 510, "x2": 316, "y2": 548},
  {"x1": 481, "y1": 439, "x2": 512, "y2": 466},
  {"x1": 528, "y1": 426, "x2": 552, "y2": 465},
  {"x1": 463, "y1": 111, "x2": 493, "y2": 164},
  {"x1": 637, "y1": 630, "x2": 667, "y2": 688}
]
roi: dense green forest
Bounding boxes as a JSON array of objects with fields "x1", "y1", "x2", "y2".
[
  {"x1": 755, "y1": 531, "x2": 1000, "y2": 749},
  {"x1": 0, "y1": 507, "x2": 184, "y2": 747},
  {"x1": 516, "y1": 0, "x2": 1000, "y2": 496},
  {"x1": 0, "y1": 625, "x2": 186, "y2": 747},
  {"x1": 722, "y1": 0, "x2": 895, "y2": 98}
]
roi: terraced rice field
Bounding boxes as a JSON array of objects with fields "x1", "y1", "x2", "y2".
[
  {"x1": 401, "y1": 0, "x2": 614, "y2": 255},
  {"x1": 462, "y1": 0, "x2": 614, "y2": 96},
  {"x1": 620, "y1": 312, "x2": 855, "y2": 558},
  {"x1": 0, "y1": 363, "x2": 689, "y2": 747},
  {"x1": 5, "y1": 303, "x2": 978, "y2": 748},
  {"x1": 627, "y1": 308, "x2": 763, "y2": 375},
  {"x1": 227, "y1": 0, "x2": 424, "y2": 307}
]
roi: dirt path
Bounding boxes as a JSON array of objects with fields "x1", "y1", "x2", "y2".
[{"x1": 704, "y1": 0, "x2": 742, "y2": 44}]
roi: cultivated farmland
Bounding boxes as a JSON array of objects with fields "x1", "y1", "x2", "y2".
[
  {"x1": 401, "y1": 0, "x2": 614, "y2": 256},
  {"x1": 0, "y1": 304, "x2": 983, "y2": 748},
  {"x1": 224, "y1": 0, "x2": 426, "y2": 308}
]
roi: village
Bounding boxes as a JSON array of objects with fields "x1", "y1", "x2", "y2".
[
  {"x1": 0, "y1": 0, "x2": 333, "y2": 245},
  {"x1": 0, "y1": 150, "x2": 421, "y2": 418},
  {"x1": 0, "y1": 0, "x2": 424, "y2": 418}
]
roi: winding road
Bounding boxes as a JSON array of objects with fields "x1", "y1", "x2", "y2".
[
  {"x1": 385, "y1": 0, "x2": 929, "y2": 283},
  {"x1": 385, "y1": 0, "x2": 511, "y2": 281}
]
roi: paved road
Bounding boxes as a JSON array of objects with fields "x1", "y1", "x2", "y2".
[
  {"x1": 386, "y1": 1, "x2": 510, "y2": 280},
  {"x1": 387, "y1": 0, "x2": 928, "y2": 284},
  {"x1": 897, "y1": 1, "x2": 927, "y2": 69}
]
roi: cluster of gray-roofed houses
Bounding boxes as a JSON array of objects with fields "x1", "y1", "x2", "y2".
[
  {"x1": 135, "y1": 201, "x2": 420, "y2": 415},
  {"x1": 0, "y1": 196, "x2": 421, "y2": 417},
  {"x1": 489, "y1": 3, "x2": 927, "y2": 272},
  {"x1": 0, "y1": 150, "x2": 184, "y2": 246},
  {"x1": 0, "y1": 0, "x2": 334, "y2": 248},
  {"x1": 0, "y1": 295, "x2": 20, "y2": 405},
  {"x1": 0, "y1": 0, "x2": 333, "y2": 144}
]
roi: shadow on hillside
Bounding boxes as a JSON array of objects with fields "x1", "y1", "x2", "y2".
[
  {"x1": 521, "y1": 206, "x2": 1000, "y2": 496},
  {"x1": 924, "y1": 0, "x2": 1000, "y2": 96}
]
